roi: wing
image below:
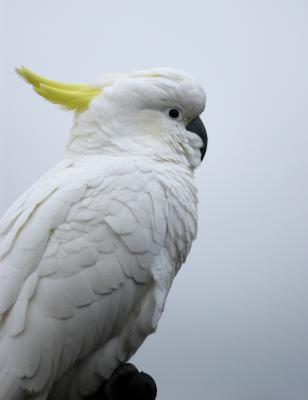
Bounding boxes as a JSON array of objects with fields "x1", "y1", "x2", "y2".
[{"x1": 0, "y1": 158, "x2": 169, "y2": 397}]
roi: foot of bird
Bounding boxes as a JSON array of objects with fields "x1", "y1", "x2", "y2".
[{"x1": 86, "y1": 363, "x2": 157, "y2": 400}]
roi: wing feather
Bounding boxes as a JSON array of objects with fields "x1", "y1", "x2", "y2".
[{"x1": 0, "y1": 158, "x2": 169, "y2": 397}]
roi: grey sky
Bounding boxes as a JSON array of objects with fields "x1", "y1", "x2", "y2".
[{"x1": 1, "y1": 1, "x2": 308, "y2": 399}]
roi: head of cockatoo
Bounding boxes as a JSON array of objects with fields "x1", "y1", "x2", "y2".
[{"x1": 16, "y1": 67, "x2": 207, "y2": 168}]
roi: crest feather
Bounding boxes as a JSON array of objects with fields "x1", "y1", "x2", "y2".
[{"x1": 16, "y1": 66, "x2": 102, "y2": 112}]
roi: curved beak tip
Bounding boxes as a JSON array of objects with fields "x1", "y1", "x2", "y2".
[{"x1": 186, "y1": 116, "x2": 208, "y2": 161}]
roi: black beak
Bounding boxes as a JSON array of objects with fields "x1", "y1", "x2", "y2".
[{"x1": 186, "y1": 116, "x2": 208, "y2": 161}]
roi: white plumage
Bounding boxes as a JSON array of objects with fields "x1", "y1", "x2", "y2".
[{"x1": 0, "y1": 67, "x2": 206, "y2": 399}]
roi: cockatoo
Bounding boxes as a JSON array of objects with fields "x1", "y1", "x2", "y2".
[{"x1": 0, "y1": 66, "x2": 207, "y2": 400}]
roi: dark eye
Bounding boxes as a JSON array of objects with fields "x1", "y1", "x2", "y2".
[{"x1": 168, "y1": 108, "x2": 180, "y2": 119}]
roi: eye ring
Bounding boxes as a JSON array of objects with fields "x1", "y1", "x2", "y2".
[{"x1": 168, "y1": 108, "x2": 180, "y2": 119}]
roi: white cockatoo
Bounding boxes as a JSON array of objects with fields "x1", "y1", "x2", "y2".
[{"x1": 0, "y1": 67, "x2": 207, "y2": 400}]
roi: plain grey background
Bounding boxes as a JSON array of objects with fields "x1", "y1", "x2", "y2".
[{"x1": 1, "y1": 1, "x2": 308, "y2": 399}]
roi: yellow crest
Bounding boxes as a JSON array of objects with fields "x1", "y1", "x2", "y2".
[{"x1": 16, "y1": 66, "x2": 102, "y2": 112}]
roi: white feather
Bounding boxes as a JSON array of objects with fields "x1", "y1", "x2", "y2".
[{"x1": 0, "y1": 67, "x2": 205, "y2": 399}]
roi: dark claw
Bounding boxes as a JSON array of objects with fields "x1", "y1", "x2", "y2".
[{"x1": 86, "y1": 363, "x2": 157, "y2": 400}]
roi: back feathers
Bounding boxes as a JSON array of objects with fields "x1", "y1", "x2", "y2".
[{"x1": 16, "y1": 66, "x2": 102, "y2": 112}]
